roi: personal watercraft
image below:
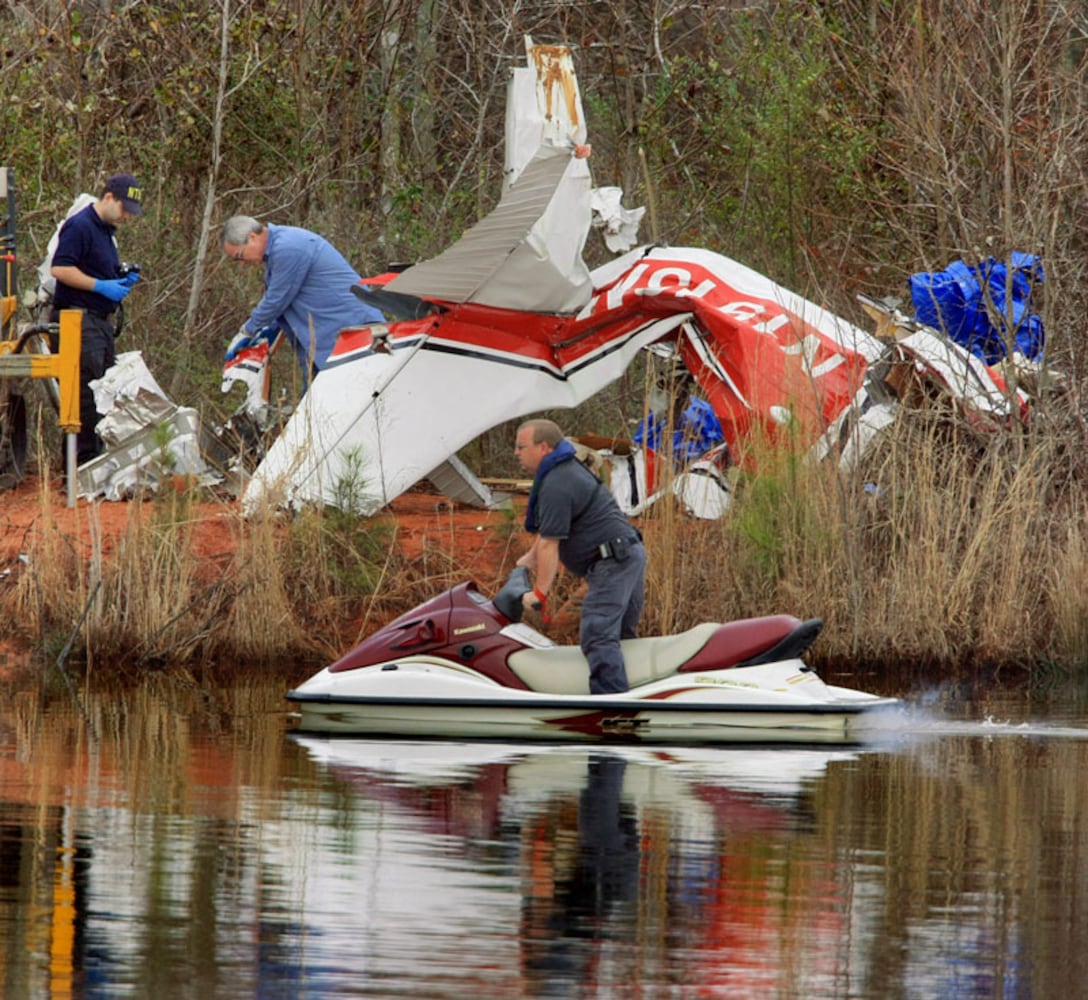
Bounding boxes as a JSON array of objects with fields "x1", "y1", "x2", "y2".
[{"x1": 286, "y1": 569, "x2": 901, "y2": 743}]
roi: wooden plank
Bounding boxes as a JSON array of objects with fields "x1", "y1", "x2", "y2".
[{"x1": 480, "y1": 477, "x2": 532, "y2": 493}]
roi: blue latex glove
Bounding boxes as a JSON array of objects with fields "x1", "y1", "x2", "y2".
[
  {"x1": 120, "y1": 271, "x2": 141, "y2": 288},
  {"x1": 92, "y1": 278, "x2": 133, "y2": 303},
  {"x1": 225, "y1": 327, "x2": 254, "y2": 361},
  {"x1": 225, "y1": 325, "x2": 278, "y2": 361}
]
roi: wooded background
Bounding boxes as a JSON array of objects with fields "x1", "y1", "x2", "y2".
[{"x1": 3, "y1": 0, "x2": 1086, "y2": 456}]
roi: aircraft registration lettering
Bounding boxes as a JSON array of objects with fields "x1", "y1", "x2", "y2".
[
  {"x1": 694, "y1": 675, "x2": 760, "y2": 689},
  {"x1": 718, "y1": 300, "x2": 767, "y2": 324},
  {"x1": 602, "y1": 263, "x2": 650, "y2": 310},
  {"x1": 753, "y1": 313, "x2": 791, "y2": 335},
  {"x1": 639, "y1": 267, "x2": 706, "y2": 296},
  {"x1": 589, "y1": 262, "x2": 824, "y2": 373}
]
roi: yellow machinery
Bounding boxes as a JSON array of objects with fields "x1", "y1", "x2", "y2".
[{"x1": 0, "y1": 166, "x2": 81, "y2": 504}]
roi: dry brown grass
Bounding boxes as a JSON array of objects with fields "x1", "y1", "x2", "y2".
[
  {"x1": 5, "y1": 403, "x2": 1088, "y2": 685},
  {"x1": 5, "y1": 481, "x2": 406, "y2": 678},
  {"x1": 639, "y1": 407, "x2": 1088, "y2": 675}
]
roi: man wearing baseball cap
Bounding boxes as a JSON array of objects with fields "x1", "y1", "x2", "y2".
[
  {"x1": 50, "y1": 172, "x2": 145, "y2": 464},
  {"x1": 102, "y1": 173, "x2": 144, "y2": 216}
]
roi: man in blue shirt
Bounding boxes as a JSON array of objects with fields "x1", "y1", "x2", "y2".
[
  {"x1": 220, "y1": 216, "x2": 383, "y2": 380},
  {"x1": 51, "y1": 172, "x2": 144, "y2": 464}
]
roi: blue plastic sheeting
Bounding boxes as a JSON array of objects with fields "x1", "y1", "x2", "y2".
[
  {"x1": 910, "y1": 253, "x2": 1044, "y2": 363},
  {"x1": 634, "y1": 396, "x2": 725, "y2": 464}
]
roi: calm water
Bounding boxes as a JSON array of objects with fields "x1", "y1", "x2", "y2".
[{"x1": 3, "y1": 676, "x2": 1088, "y2": 998}]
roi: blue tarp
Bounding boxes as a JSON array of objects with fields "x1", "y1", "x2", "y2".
[
  {"x1": 634, "y1": 396, "x2": 725, "y2": 464},
  {"x1": 909, "y1": 253, "x2": 1044, "y2": 363}
]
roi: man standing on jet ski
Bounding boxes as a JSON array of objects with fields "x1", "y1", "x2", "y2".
[{"x1": 515, "y1": 419, "x2": 646, "y2": 694}]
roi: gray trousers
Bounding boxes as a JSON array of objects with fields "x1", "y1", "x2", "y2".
[{"x1": 579, "y1": 541, "x2": 646, "y2": 694}]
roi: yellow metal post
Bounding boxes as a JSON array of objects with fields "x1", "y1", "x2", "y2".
[
  {"x1": 0, "y1": 289, "x2": 15, "y2": 330},
  {"x1": 51, "y1": 310, "x2": 82, "y2": 434},
  {"x1": 0, "y1": 309, "x2": 82, "y2": 505}
]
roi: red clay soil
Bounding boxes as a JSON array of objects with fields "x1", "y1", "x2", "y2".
[
  {"x1": 1, "y1": 478, "x2": 233, "y2": 562},
  {"x1": 0, "y1": 477, "x2": 520, "y2": 568},
  {"x1": 377, "y1": 488, "x2": 522, "y2": 576},
  {"x1": 0, "y1": 476, "x2": 527, "y2": 677}
]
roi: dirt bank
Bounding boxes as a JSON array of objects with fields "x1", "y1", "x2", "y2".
[
  {"x1": 0, "y1": 477, "x2": 528, "y2": 678},
  {"x1": 1, "y1": 478, "x2": 521, "y2": 570}
]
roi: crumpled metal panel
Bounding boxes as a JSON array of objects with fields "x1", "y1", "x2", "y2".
[
  {"x1": 386, "y1": 40, "x2": 593, "y2": 315},
  {"x1": 386, "y1": 146, "x2": 590, "y2": 312}
]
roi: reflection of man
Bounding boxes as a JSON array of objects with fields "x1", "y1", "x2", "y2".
[
  {"x1": 515, "y1": 418, "x2": 645, "y2": 695},
  {"x1": 520, "y1": 754, "x2": 639, "y2": 988},
  {"x1": 50, "y1": 173, "x2": 144, "y2": 464},
  {"x1": 572, "y1": 756, "x2": 639, "y2": 904}
]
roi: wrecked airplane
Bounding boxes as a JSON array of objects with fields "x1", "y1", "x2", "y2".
[
  {"x1": 231, "y1": 38, "x2": 1032, "y2": 520},
  {"x1": 1, "y1": 40, "x2": 1037, "y2": 513}
]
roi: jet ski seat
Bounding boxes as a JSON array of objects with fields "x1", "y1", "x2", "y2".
[{"x1": 507, "y1": 622, "x2": 721, "y2": 695}]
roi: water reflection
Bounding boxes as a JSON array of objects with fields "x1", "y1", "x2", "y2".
[
  {"x1": 2, "y1": 682, "x2": 1088, "y2": 997},
  {"x1": 290, "y1": 737, "x2": 868, "y2": 996},
  {"x1": 519, "y1": 753, "x2": 638, "y2": 995}
]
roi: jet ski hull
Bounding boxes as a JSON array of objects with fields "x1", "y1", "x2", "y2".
[{"x1": 287, "y1": 658, "x2": 901, "y2": 744}]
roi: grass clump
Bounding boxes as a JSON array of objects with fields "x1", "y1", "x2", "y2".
[{"x1": 638, "y1": 402, "x2": 1088, "y2": 678}]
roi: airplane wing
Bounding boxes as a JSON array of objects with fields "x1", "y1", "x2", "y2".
[
  {"x1": 241, "y1": 243, "x2": 880, "y2": 514},
  {"x1": 241, "y1": 300, "x2": 688, "y2": 514}
]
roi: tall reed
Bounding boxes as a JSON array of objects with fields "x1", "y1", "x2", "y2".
[
  {"x1": 4, "y1": 393, "x2": 1087, "y2": 683},
  {"x1": 10, "y1": 475, "x2": 101, "y2": 669},
  {"x1": 640, "y1": 405, "x2": 1088, "y2": 675}
]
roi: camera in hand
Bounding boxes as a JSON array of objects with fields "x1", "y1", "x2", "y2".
[{"x1": 118, "y1": 262, "x2": 141, "y2": 277}]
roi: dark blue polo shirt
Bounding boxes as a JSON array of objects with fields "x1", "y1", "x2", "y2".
[
  {"x1": 535, "y1": 458, "x2": 639, "y2": 576},
  {"x1": 52, "y1": 203, "x2": 122, "y2": 316}
]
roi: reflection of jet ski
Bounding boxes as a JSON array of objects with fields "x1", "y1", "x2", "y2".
[
  {"x1": 290, "y1": 737, "x2": 863, "y2": 798},
  {"x1": 286, "y1": 570, "x2": 901, "y2": 744},
  {"x1": 288, "y1": 737, "x2": 866, "y2": 838}
]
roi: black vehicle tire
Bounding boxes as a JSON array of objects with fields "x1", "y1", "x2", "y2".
[{"x1": 0, "y1": 388, "x2": 28, "y2": 490}]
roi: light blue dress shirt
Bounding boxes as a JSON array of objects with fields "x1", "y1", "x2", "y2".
[{"x1": 245, "y1": 224, "x2": 384, "y2": 376}]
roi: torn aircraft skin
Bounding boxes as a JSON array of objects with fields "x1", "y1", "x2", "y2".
[
  {"x1": 241, "y1": 238, "x2": 888, "y2": 516},
  {"x1": 239, "y1": 39, "x2": 1028, "y2": 517}
]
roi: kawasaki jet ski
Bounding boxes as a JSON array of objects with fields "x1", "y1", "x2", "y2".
[{"x1": 287, "y1": 569, "x2": 901, "y2": 744}]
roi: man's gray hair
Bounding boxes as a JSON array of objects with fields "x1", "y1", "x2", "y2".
[{"x1": 221, "y1": 215, "x2": 265, "y2": 249}]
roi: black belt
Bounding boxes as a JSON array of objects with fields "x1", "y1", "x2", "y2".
[
  {"x1": 588, "y1": 535, "x2": 640, "y2": 567},
  {"x1": 55, "y1": 307, "x2": 115, "y2": 321},
  {"x1": 52, "y1": 306, "x2": 115, "y2": 321}
]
